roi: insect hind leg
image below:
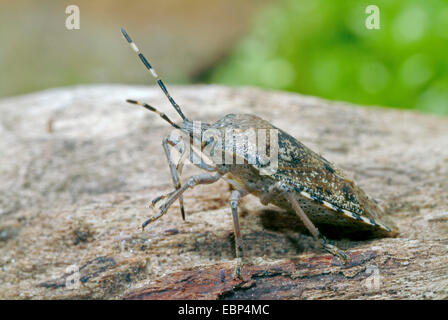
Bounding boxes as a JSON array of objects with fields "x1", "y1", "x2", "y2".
[{"x1": 283, "y1": 189, "x2": 349, "y2": 263}]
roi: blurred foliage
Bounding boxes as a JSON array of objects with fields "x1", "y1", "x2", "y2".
[{"x1": 209, "y1": 0, "x2": 448, "y2": 115}]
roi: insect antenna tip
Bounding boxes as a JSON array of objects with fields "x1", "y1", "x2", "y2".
[{"x1": 120, "y1": 27, "x2": 132, "y2": 43}]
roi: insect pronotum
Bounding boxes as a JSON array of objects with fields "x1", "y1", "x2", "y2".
[{"x1": 120, "y1": 27, "x2": 399, "y2": 279}]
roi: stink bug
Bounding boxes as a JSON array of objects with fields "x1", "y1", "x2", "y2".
[{"x1": 121, "y1": 28, "x2": 399, "y2": 279}]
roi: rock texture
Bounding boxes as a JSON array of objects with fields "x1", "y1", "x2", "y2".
[{"x1": 0, "y1": 84, "x2": 447, "y2": 299}]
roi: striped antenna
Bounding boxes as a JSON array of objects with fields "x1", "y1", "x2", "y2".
[
  {"x1": 127, "y1": 99, "x2": 180, "y2": 129},
  {"x1": 121, "y1": 27, "x2": 187, "y2": 121}
]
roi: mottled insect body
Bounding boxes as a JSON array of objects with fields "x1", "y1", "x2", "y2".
[
  {"x1": 120, "y1": 28, "x2": 398, "y2": 279},
  {"x1": 210, "y1": 114, "x2": 398, "y2": 239}
]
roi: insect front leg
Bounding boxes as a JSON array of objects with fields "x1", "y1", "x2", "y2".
[
  {"x1": 283, "y1": 190, "x2": 348, "y2": 263},
  {"x1": 142, "y1": 173, "x2": 222, "y2": 229},
  {"x1": 151, "y1": 137, "x2": 216, "y2": 217},
  {"x1": 229, "y1": 189, "x2": 248, "y2": 280},
  {"x1": 161, "y1": 135, "x2": 187, "y2": 220},
  {"x1": 149, "y1": 188, "x2": 177, "y2": 209}
]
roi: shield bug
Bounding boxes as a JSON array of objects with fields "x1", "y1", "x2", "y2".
[{"x1": 120, "y1": 28, "x2": 399, "y2": 279}]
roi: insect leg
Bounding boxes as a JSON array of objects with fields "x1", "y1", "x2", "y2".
[
  {"x1": 149, "y1": 188, "x2": 177, "y2": 209},
  {"x1": 229, "y1": 189, "x2": 248, "y2": 279},
  {"x1": 142, "y1": 173, "x2": 222, "y2": 229},
  {"x1": 162, "y1": 135, "x2": 187, "y2": 220},
  {"x1": 283, "y1": 191, "x2": 348, "y2": 263},
  {"x1": 150, "y1": 137, "x2": 215, "y2": 217},
  {"x1": 152, "y1": 134, "x2": 214, "y2": 200}
]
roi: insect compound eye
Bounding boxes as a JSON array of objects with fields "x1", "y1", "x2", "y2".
[
  {"x1": 200, "y1": 135, "x2": 215, "y2": 150},
  {"x1": 204, "y1": 136, "x2": 214, "y2": 146},
  {"x1": 201, "y1": 128, "x2": 224, "y2": 164}
]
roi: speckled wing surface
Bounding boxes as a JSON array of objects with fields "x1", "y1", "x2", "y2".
[{"x1": 212, "y1": 113, "x2": 398, "y2": 238}]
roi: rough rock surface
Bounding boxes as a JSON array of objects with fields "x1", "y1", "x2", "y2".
[{"x1": 0, "y1": 85, "x2": 447, "y2": 299}]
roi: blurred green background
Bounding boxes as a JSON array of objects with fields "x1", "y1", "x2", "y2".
[
  {"x1": 1, "y1": 0, "x2": 447, "y2": 115},
  {"x1": 209, "y1": 0, "x2": 448, "y2": 115}
]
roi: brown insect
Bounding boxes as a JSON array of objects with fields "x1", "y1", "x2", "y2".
[{"x1": 121, "y1": 28, "x2": 399, "y2": 279}]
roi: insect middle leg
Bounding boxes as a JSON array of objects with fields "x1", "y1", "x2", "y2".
[
  {"x1": 142, "y1": 172, "x2": 221, "y2": 229},
  {"x1": 229, "y1": 189, "x2": 248, "y2": 279}
]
